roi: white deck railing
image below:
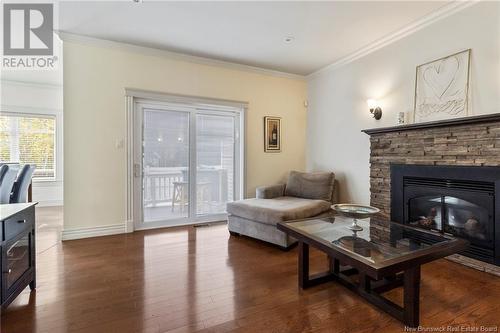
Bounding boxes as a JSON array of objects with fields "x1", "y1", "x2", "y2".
[
  {"x1": 143, "y1": 167, "x2": 184, "y2": 206},
  {"x1": 143, "y1": 166, "x2": 231, "y2": 208}
]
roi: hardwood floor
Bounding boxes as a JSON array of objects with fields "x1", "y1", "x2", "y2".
[
  {"x1": 1, "y1": 207, "x2": 499, "y2": 333},
  {"x1": 34, "y1": 206, "x2": 64, "y2": 254}
]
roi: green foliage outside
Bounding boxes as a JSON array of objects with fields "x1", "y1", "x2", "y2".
[{"x1": 0, "y1": 115, "x2": 55, "y2": 178}]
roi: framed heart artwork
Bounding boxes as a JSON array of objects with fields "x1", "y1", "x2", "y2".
[{"x1": 413, "y1": 49, "x2": 471, "y2": 123}]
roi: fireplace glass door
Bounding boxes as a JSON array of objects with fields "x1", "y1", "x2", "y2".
[
  {"x1": 407, "y1": 195, "x2": 442, "y2": 231},
  {"x1": 393, "y1": 166, "x2": 499, "y2": 265},
  {"x1": 405, "y1": 186, "x2": 494, "y2": 250},
  {"x1": 443, "y1": 196, "x2": 493, "y2": 249}
]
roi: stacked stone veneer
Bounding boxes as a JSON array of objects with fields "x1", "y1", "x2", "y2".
[{"x1": 367, "y1": 120, "x2": 500, "y2": 275}]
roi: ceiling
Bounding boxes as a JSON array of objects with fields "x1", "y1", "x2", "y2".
[{"x1": 58, "y1": 1, "x2": 449, "y2": 76}]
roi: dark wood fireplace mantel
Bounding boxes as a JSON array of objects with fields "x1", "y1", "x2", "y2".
[{"x1": 362, "y1": 113, "x2": 500, "y2": 135}]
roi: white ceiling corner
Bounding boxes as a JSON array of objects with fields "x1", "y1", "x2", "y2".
[
  {"x1": 307, "y1": 0, "x2": 479, "y2": 79},
  {"x1": 58, "y1": 1, "x2": 464, "y2": 77},
  {"x1": 2, "y1": 0, "x2": 477, "y2": 87}
]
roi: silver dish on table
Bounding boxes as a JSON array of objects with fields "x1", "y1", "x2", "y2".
[{"x1": 332, "y1": 204, "x2": 380, "y2": 231}]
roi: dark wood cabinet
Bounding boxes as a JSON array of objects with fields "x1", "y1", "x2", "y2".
[{"x1": 0, "y1": 203, "x2": 37, "y2": 310}]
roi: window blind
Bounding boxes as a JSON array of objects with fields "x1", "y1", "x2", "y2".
[{"x1": 0, "y1": 114, "x2": 56, "y2": 179}]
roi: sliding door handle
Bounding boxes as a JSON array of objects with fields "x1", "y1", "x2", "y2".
[{"x1": 134, "y1": 164, "x2": 141, "y2": 178}]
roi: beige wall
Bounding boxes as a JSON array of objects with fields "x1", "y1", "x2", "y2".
[
  {"x1": 307, "y1": 2, "x2": 500, "y2": 205},
  {"x1": 64, "y1": 41, "x2": 306, "y2": 230}
]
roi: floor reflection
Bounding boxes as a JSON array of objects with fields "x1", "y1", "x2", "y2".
[{"x1": 1, "y1": 215, "x2": 499, "y2": 332}]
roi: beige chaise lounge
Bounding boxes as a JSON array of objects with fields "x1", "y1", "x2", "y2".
[{"x1": 226, "y1": 171, "x2": 338, "y2": 249}]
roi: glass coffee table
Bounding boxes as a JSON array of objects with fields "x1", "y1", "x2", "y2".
[{"x1": 277, "y1": 215, "x2": 468, "y2": 327}]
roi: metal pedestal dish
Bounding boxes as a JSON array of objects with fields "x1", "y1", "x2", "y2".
[{"x1": 332, "y1": 204, "x2": 381, "y2": 231}]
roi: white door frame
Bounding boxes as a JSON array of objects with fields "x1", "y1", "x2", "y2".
[{"x1": 125, "y1": 89, "x2": 247, "y2": 232}]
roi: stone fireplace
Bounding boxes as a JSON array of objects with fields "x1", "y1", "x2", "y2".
[{"x1": 363, "y1": 113, "x2": 500, "y2": 275}]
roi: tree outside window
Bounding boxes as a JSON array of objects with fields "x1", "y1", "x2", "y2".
[{"x1": 0, "y1": 114, "x2": 56, "y2": 180}]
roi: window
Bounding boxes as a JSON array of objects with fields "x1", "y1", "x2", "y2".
[{"x1": 0, "y1": 113, "x2": 56, "y2": 180}]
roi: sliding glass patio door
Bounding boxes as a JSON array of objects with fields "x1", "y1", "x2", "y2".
[
  {"x1": 134, "y1": 100, "x2": 242, "y2": 230},
  {"x1": 196, "y1": 113, "x2": 236, "y2": 216},
  {"x1": 142, "y1": 108, "x2": 190, "y2": 223}
]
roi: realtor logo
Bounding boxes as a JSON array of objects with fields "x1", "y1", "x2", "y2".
[{"x1": 3, "y1": 3, "x2": 53, "y2": 56}]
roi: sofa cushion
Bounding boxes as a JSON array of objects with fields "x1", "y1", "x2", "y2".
[
  {"x1": 227, "y1": 196, "x2": 331, "y2": 225},
  {"x1": 256, "y1": 184, "x2": 285, "y2": 199},
  {"x1": 284, "y1": 171, "x2": 335, "y2": 202}
]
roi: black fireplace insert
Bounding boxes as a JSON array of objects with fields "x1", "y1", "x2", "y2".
[{"x1": 391, "y1": 164, "x2": 500, "y2": 265}]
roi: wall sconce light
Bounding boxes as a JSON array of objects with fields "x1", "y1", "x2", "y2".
[{"x1": 367, "y1": 99, "x2": 382, "y2": 120}]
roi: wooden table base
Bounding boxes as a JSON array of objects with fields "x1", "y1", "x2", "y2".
[{"x1": 298, "y1": 242, "x2": 421, "y2": 327}]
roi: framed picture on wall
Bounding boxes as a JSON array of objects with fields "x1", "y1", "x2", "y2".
[
  {"x1": 413, "y1": 49, "x2": 471, "y2": 123},
  {"x1": 264, "y1": 116, "x2": 281, "y2": 152}
]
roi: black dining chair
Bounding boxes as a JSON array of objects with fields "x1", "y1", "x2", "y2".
[
  {"x1": 0, "y1": 164, "x2": 19, "y2": 204},
  {"x1": 10, "y1": 164, "x2": 36, "y2": 203}
]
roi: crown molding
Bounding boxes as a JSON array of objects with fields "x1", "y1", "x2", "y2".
[
  {"x1": 307, "y1": 0, "x2": 479, "y2": 80},
  {"x1": 57, "y1": 32, "x2": 305, "y2": 81}
]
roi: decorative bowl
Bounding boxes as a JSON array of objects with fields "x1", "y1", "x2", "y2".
[
  {"x1": 332, "y1": 204, "x2": 380, "y2": 231},
  {"x1": 332, "y1": 204, "x2": 380, "y2": 219}
]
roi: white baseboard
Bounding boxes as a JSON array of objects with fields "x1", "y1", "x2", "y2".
[
  {"x1": 126, "y1": 219, "x2": 134, "y2": 233},
  {"x1": 62, "y1": 223, "x2": 126, "y2": 241}
]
